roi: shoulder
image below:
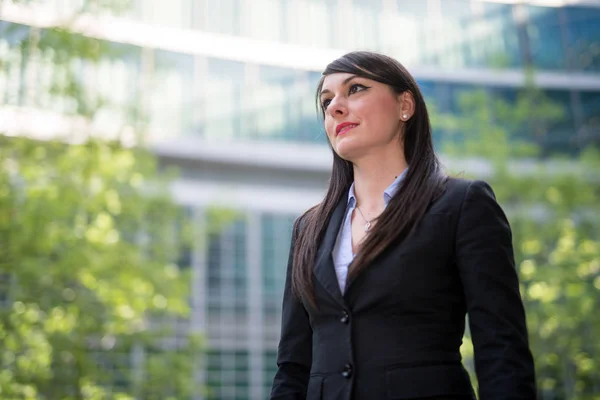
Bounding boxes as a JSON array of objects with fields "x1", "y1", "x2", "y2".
[
  {"x1": 432, "y1": 177, "x2": 500, "y2": 215},
  {"x1": 443, "y1": 177, "x2": 510, "y2": 233},
  {"x1": 444, "y1": 177, "x2": 497, "y2": 202}
]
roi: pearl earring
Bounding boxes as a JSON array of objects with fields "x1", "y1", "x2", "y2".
[{"x1": 402, "y1": 114, "x2": 408, "y2": 120}]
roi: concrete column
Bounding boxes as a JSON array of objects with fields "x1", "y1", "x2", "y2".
[
  {"x1": 246, "y1": 212, "x2": 264, "y2": 400},
  {"x1": 191, "y1": 207, "x2": 207, "y2": 400},
  {"x1": 192, "y1": 55, "x2": 208, "y2": 138}
]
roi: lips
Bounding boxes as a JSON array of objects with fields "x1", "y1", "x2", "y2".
[{"x1": 336, "y1": 122, "x2": 359, "y2": 135}]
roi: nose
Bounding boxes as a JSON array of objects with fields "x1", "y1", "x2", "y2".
[{"x1": 327, "y1": 96, "x2": 348, "y2": 118}]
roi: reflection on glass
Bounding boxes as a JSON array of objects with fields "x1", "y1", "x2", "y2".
[
  {"x1": 527, "y1": 6, "x2": 565, "y2": 70},
  {"x1": 578, "y1": 91, "x2": 600, "y2": 147},
  {"x1": 564, "y1": 7, "x2": 600, "y2": 72}
]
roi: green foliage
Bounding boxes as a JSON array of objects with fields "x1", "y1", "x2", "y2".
[
  {"x1": 432, "y1": 78, "x2": 600, "y2": 399},
  {"x1": 0, "y1": 0, "x2": 202, "y2": 398},
  {"x1": 0, "y1": 137, "x2": 201, "y2": 399}
]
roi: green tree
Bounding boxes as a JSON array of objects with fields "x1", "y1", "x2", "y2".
[
  {"x1": 0, "y1": 1, "x2": 201, "y2": 399},
  {"x1": 433, "y1": 79, "x2": 600, "y2": 399}
]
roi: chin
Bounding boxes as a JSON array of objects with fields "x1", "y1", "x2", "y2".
[{"x1": 334, "y1": 141, "x2": 363, "y2": 162}]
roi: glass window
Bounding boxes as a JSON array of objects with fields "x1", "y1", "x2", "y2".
[
  {"x1": 198, "y1": 58, "x2": 242, "y2": 140},
  {"x1": 150, "y1": 50, "x2": 194, "y2": 139},
  {"x1": 396, "y1": 0, "x2": 429, "y2": 18},
  {"x1": 33, "y1": 46, "x2": 55, "y2": 110},
  {"x1": 446, "y1": 3, "x2": 523, "y2": 69},
  {"x1": 417, "y1": 80, "x2": 436, "y2": 103},
  {"x1": 579, "y1": 91, "x2": 600, "y2": 148},
  {"x1": 354, "y1": 0, "x2": 381, "y2": 11},
  {"x1": 564, "y1": 7, "x2": 600, "y2": 72},
  {"x1": 488, "y1": 86, "x2": 520, "y2": 138},
  {"x1": 118, "y1": 0, "x2": 143, "y2": 20},
  {"x1": 239, "y1": 0, "x2": 282, "y2": 42},
  {"x1": 261, "y1": 214, "x2": 295, "y2": 312},
  {"x1": 205, "y1": 58, "x2": 245, "y2": 91},
  {"x1": 175, "y1": 207, "x2": 193, "y2": 270},
  {"x1": 0, "y1": 22, "x2": 29, "y2": 107},
  {"x1": 379, "y1": 13, "x2": 421, "y2": 65},
  {"x1": 393, "y1": 3, "x2": 523, "y2": 69},
  {"x1": 420, "y1": 18, "x2": 442, "y2": 67},
  {"x1": 491, "y1": 87, "x2": 576, "y2": 154},
  {"x1": 454, "y1": 86, "x2": 577, "y2": 154},
  {"x1": 286, "y1": 0, "x2": 332, "y2": 48},
  {"x1": 263, "y1": 350, "x2": 278, "y2": 395},
  {"x1": 435, "y1": 83, "x2": 482, "y2": 149},
  {"x1": 201, "y1": 0, "x2": 241, "y2": 36},
  {"x1": 440, "y1": 0, "x2": 475, "y2": 19},
  {"x1": 541, "y1": 90, "x2": 575, "y2": 154},
  {"x1": 259, "y1": 65, "x2": 300, "y2": 85},
  {"x1": 107, "y1": 40, "x2": 142, "y2": 65},
  {"x1": 207, "y1": 217, "x2": 248, "y2": 318},
  {"x1": 434, "y1": 1, "x2": 478, "y2": 69},
  {"x1": 483, "y1": 2, "x2": 510, "y2": 15},
  {"x1": 138, "y1": 0, "x2": 188, "y2": 29},
  {"x1": 307, "y1": 71, "x2": 322, "y2": 88},
  {"x1": 90, "y1": 349, "x2": 132, "y2": 392},
  {"x1": 483, "y1": 4, "x2": 522, "y2": 68},
  {"x1": 527, "y1": 6, "x2": 566, "y2": 70},
  {"x1": 447, "y1": 83, "x2": 479, "y2": 114},
  {"x1": 96, "y1": 43, "x2": 142, "y2": 116},
  {"x1": 416, "y1": 80, "x2": 442, "y2": 147},
  {"x1": 348, "y1": 3, "x2": 380, "y2": 50},
  {"x1": 209, "y1": 65, "x2": 325, "y2": 144},
  {"x1": 440, "y1": 22, "x2": 469, "y2": 69},
  {"x1": 205, "y1": 349, "x2": 250, "y2": 400},
  {"x1": 0, "y1": 21, "x2": 30, "y2": 46}
]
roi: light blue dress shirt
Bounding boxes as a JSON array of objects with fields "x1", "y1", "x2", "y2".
[{"x1": 332, "y1": 169, "x2": 408, "y2": 294}]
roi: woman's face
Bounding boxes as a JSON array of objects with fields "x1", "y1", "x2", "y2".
[{"x1": 319, "y1": 73, "x2": 412, "y2": 161}]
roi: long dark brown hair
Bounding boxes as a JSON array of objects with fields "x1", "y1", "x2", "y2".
[{"x1": 291, "y1": 51, "x2": 447, "y2": 307}]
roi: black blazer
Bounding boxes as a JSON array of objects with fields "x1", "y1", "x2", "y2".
[{"x1": 270, "y1": 178, "x2": 536, "y2": 400}]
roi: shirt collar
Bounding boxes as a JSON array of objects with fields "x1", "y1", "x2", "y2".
[{"x1": 347, "y1": 168, "x2": 408, "y2": 207}]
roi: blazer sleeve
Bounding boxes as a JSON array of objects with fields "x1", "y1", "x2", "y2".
[
  {"x1": 456, "y1": 180, "x2": 536, "y2": 400},
  {"x1": 270, "y1": 221, "x2": 313, "y2": 400}
]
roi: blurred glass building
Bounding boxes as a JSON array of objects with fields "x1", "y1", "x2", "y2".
[{"x1": 1, "y1": 0, "x2": 599, "y2": 398}]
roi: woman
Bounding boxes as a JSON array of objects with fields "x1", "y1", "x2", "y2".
[{"x1": 270, "y1": 51, "x2": 536, "y2": 400}]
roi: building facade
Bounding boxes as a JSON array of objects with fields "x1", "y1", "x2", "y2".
[{"x1": 1, "y1": 0, "x2": 600, "y2": 398}]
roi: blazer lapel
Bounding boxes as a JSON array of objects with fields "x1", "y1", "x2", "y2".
[{"x1": 313, "y1": 196, "x2": 347, "y2": 307}]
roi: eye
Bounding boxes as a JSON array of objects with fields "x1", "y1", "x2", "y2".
[
  {"x1": 321, "y1": 83, "x2": 368, "y2": 111},
  {"x1": 349, "y1": 83, "x2": 368, "y2": 95}
]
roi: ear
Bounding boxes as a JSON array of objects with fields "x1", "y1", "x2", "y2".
[{"x1": 398, "y1": 91, "x2": 416, "y2": 122}]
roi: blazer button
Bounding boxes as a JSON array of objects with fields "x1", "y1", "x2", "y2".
[
  {"x1": 340, "y1": 310, "x2": 349, "y2": 324},
  {"x1": 341, "y1": 363, "x2": 353, "y2": 378}
]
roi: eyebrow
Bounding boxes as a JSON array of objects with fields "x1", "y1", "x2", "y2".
[{"x1": 320, "y1": 75, "x2": 360, "y2": 97}]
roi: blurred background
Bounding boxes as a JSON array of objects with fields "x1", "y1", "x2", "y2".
[{"x1": 0, "y1": 0, "x2": 599, "y2": 399}]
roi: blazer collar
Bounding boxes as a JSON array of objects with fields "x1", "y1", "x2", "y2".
[{"x1": 314, "y1": 196, "x2": 347, "y2": 307}]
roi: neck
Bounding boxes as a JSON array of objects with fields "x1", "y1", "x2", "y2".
[{"x1": 352, "y1": 151, "x2": 407, "y2": 215}]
